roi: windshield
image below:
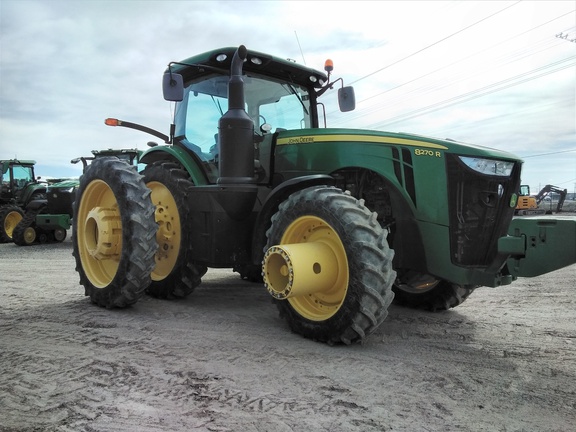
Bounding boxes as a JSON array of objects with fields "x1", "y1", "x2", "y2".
[
  {"x1": 12, "y1": 165, "x2": 34, "y2": 190},
  {"x1": 176, "y1": 73, "x2": 311, "y2": 160}
]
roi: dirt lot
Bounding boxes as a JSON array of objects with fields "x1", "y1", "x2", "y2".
[{"x1": 1, "y1": 231, "x2": 575, "y2": 432}]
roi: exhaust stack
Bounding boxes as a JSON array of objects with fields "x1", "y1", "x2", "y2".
[{"x1": 217, "y1": 45, "x2": 255, "y2": 185}]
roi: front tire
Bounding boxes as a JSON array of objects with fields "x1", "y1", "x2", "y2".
[
  {"x1": 392, "y1": 270, "x2": 475, "y2": 311},
  {"x1": 142, "y1": 161, "x2": 207, "y2": 299},
  {"x1": 72, "y1": 157, "x2": 158, "y2": 308},
  {"x1": 264, "y1": 186, "x2": 396, "y2": 345}
]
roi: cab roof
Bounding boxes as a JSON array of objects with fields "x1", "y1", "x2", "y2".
[{"x1": 168, "y1": 46, "x2": 328, "y2": 89}]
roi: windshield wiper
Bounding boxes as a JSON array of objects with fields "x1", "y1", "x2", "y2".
[
  {"x1": 282, "y1": 84, "x2": 309, "y2": 115},
  {"x1": 211, "y1": 95, "x2": 224, "y2": 116}
]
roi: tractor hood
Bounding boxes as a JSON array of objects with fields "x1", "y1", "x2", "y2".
[{"x1": 276, "y1": 128, "x2": 521, "y2": 163}]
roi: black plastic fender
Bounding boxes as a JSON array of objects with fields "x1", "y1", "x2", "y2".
[{"x1": 250, "y1": 174, "x2": 335, "y2": 265}]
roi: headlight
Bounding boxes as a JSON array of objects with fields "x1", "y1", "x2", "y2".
[{"x1": 458, "y1": 156, "x2": 514, "y2": 177}]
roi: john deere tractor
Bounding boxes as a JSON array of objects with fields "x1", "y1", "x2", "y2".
[
  {"x1": 0, "y1": 159, "x2": 47, "y2": 242},
  {"x1": 72, "y1": 45, "x2": 575, "y2": 344}
]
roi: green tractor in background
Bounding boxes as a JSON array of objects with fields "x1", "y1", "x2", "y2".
[
  {"x1": 12, "y1": 149, "x2": 141, "y2": 246},
  {"x1": 0, "y1": 159, "x2": 47, "y2": 242},
  {"x1": 72, "y1": 45, "x2": 575, "y2": 344},
  {"x1": 12, "y1": 178, "x2": 78, "y2": 246}
]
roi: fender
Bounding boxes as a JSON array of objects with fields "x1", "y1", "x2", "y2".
[
  {"x1": 140, "y1": 145, "x2": 210, "y2": 186},
  {"x1": 250, "y1": 174, "x2": 335, "y2": 264}
]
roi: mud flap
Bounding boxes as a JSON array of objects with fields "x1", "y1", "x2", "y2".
[{"x1": 501, "y1": 217, "x2": 576, "y2": 278}]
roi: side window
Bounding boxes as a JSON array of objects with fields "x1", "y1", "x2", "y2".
[{"x1": 184, "y1": 92, "x2": 225, "y2": 159}]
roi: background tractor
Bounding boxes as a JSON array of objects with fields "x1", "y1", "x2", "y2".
[
  {"x1": 12, "y1": 149, "x2": 141, "y2": 246},
  {"x1": 12, "y1": 178, "x2": 78, "y2": 246},
  {"x1": 0, "y1": 159, "x2": 47, "y2": 242},
  {"x1": 72, "y1": 45, "x2": 575, "y2": 344}
]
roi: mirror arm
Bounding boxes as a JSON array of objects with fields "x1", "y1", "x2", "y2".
[{"x1": 316, "y1": 77, "x2": 344, "y2": 97}]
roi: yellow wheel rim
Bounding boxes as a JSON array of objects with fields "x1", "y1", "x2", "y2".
[
  {"x1": 148, "y1": 181, "x2": 181, "y2": 281},
  {"x1": 280, "y1": 216, "x2": 348, "y2": 321},
  {"x1": 23, "y1": 227, "x2": 36, "y2": 244},
  {"x1": 4, "y1": 211, "x2": 23, "y2": 238},
  {"x1": 76, "y1": 180, "x2": 122, "y2": 288}
]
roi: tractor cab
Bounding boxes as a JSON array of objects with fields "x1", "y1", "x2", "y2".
[
  {"x1": 162, "y1": 47, "x2": 355, "y2": 184},
  {"x1": 0, "y1": 160, "x2": 39, "y2": 203}
]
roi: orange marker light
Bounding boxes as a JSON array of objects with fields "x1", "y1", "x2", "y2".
[
  {"x1": 105, "y1": 118, "x2": 120, "y2": 126},
  {"x1": 324, "y1": 59, "x2": 334, "y2": 73}
]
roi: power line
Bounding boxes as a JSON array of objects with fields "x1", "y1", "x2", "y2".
[
  {"x1": 521, "y1": 149, "x2": 576, "y2": 158},
  {"x1": 331, "y1": 10, "x2": 575, "y2": 127},
  {"x1": 349, "y1": 1, "x2": 522, "y2": 86},
  {"x1": 366, "y1": 56, "x2": 575, "y2": 129}
]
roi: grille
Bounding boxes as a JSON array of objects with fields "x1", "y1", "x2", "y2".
[{"x1": 446, "y1": 154, "x2": 520, "y2": 267}]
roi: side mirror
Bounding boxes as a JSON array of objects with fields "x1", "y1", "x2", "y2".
[
  {"x1": 338, "y1": 86, "x2": 355, "y2": 112},
  {"x1": 162, "y1": 72, "x2": 184, "y2": 101}
]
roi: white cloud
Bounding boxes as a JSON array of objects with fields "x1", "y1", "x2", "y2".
[{"x1": 0, "y1": 0, "x2": 574, "y2": 191}]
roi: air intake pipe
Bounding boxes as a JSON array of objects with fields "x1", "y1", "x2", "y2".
[{"x1": 217, "y1": 45, "x2": 255, "y2": 185}]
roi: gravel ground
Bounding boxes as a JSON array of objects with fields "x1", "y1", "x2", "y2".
[{"x1": 0, "y1": 228, "x2": 575, "y2": 432}]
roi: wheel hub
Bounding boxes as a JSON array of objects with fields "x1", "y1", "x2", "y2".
[
  {"x1": 154, "y1": 203, "x2": 175, "y2": 261},
  {"x1": 262, "y1": 215, "x2": 349, "y2": 321},
  {"x1": 23, "y1": 227, "x2": 36, "y2": 244},
  {"x1": 263, "y1": 242, "x2": 339, "y2": 299},
  {"x1": 84, "y1": 207, "x2": 121, "y2": 260}
]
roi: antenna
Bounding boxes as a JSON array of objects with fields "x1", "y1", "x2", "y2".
[{"x1": 294, "y1": 31, "x2": 306, "y2": 65}]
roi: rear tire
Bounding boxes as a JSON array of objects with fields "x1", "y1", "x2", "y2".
[
  {"x1": 142, "y1": 161, "x2": 207, "y2": 299},
  {"x1": 265, "y1": 186, "x2": 395, "y2": 345},
  {"x1": 392, "y1": 270, "x2": 475, "y2": 311},
  {"x1": 0, "y1": 205, "x2": 24, "y2": 243},
  {"x1": 72, "y1": 157, "x2": 158, "y2": 308}
]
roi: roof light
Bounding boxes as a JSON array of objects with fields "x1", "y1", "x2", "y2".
[
  {"x1": 309, "y1": 76, "x2": 318, "y2": 83},
  {"x1": 216, "y1": 53, "x2": 227, "y2": 62},
  {"x1": 324, "y1": 59, "x2": 333, "y2": 73},
  {"x1": 250, "y1": 56, "x2": 263, "y2": 65}
]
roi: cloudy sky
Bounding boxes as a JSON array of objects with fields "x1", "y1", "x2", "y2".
[{"x1": 1, "y1": 0, "x2": 574, "y2": 194}]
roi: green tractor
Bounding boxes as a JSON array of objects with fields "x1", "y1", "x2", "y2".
[
  {"x1": 72, "y1": 45, "x2": 575, "y2": 344},
  {"x1": 12, "y1": 178, "x2": 78, "y2": 246},
  {"x1": 12, "y1": 149, "x2": 141, "y2": 246},
  {"x1": 0, "y1": 159, "x2": 47, "y2": 242}
]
